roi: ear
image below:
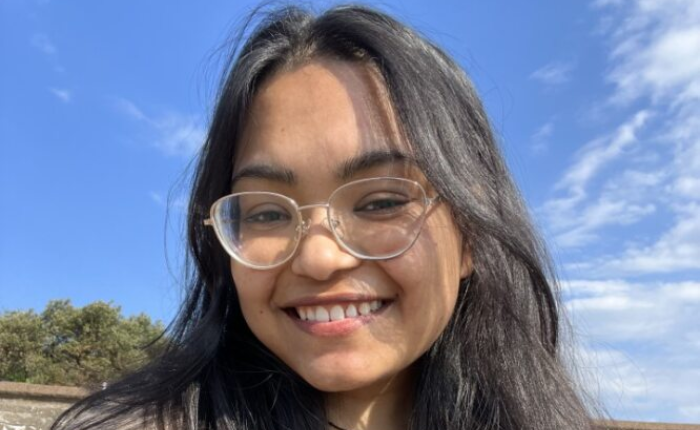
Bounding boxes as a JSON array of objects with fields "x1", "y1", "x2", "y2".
[{"x1": 459, "y1": 241, "x2": 473, "y2": 280}]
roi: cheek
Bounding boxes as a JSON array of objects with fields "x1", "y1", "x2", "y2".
[
  {"x1": 378, "y1": 220, "x2": 463, "y2": 325},
  {"x1": 230, "y1": 261, "x2": 279, "y2": 326}
]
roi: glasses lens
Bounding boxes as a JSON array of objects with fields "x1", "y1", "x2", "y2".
[
  {"x1": 329, "y1": 178, "x2": 428, "y2": 258},
  {"x1": 212, "y1": 192, "x2": 300, "y2": 267}
]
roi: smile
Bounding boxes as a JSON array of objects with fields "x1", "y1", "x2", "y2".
[
  {"x1": 284, "y1": 299, "x2": 392, "y2": 337},
  {"x1": 294, "y1": 300, "x2": 386, "y2": 322}
]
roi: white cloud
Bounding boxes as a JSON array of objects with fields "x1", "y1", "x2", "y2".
[
  {"x1": 541, "y1": 0, "x2": 700, "y2": 260},
  {"x1": 557, "y1": 110, "x2": 651, "y2": 194},
  {"x1": 533, "y1": 122, "x2": 554, "y2": 140},
  {"x1": 49, "y1": 87, "x2": 71, "y2": 103},
  {"x1": 537, "y1": 0, "x2": 700, "y2": 422},
  {"x1": 666, "y1": 104, "x2": 700, "y2": 201},
  {"x1": 149, "y1": 191, "x2": 189, "y2": 215},
  {"x1": 114, "y1": 97, "x2": 147, "y2": 121},
  {"x1": 553, "y1": 198, "x2": 655, "y2": 248},
  {"x1": 153, "y1": 113, "x2": 206, "y2": 157},
  {"x1": 564, "y1": 279, "x2": 700, "y2": 421},
  {"x1": 577, "y1": 344, "x2": 700, "y2": 422},
  {"x1": 564, "y1": 279, "x2": 700, "y2": 340},
  {"x1": 113, "y1": 98, "x2": 205, "y2": 158},
  {"x1": 599, "y1": 0, "x2": 700, "y2": 105},
  {"x1": 31, "y1": 33, "x2": 66, "y2": 73},
  {"x1": 573, "y1": 204, "x2": 700, "y2": 275},
  {"x1": 530, "y1": 61, "x2": 576, "y2": 86},
  {"x1": 672, "y1": 176, "x2": 700, "y2": 198},
  {"x1": 149, "y1": 192, "x2": 165, "y2": 206},
  {"x1": 540, "y1": 111, "x2": 656, "y2": 247},
  {"x1": 31, "y1": 33, "x2": 57, "y2": 56},
  {"x1": 531, "y1": 121, "x2": 554, "y2": 153}
]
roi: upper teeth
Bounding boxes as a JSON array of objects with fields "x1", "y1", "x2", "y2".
[{"x1": 296, "y1": 300, "x2": 383, "y2": 322}]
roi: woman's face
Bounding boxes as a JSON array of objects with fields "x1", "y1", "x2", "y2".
[{"x1": 230, "y1": 59, "x2": 471, "y2": 396}]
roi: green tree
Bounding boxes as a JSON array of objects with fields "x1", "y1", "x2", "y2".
[
  {"x1": 0, "y1": 299, "x2": 165, "y2": 387},
  {"x1": 0, "y1": 310, "x2": 43, "y2": 381}
]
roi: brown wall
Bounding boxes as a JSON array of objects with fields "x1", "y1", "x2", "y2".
[
  {"x1": 599, "y1": 421, "x2": 700, "y2": 430},
  {"x1": 0, "y1": 382, "x2": 88, "y2": 430},
  {"x1": 1, "y1": 381, "x2": 698, "y2": 430}
]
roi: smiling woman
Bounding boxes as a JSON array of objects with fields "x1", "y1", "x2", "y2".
[
  {"x1": 51, "y1": 4, "x2": 594, "y2": 430},
  {"x1": 226, "y1": 60, "x2": 469, "y2": 409}
]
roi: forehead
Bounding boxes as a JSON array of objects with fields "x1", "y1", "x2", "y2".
[{"x1": 234, "y1": 59, "x2": 411, "y2": 180}]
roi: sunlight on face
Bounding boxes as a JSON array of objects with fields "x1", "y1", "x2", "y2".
[{"x1": 229, "y1": 58, "x2": 471, "y2": 399}]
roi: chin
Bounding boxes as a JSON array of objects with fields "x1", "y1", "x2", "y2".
[
  {"x1": 301, "y1": 370, "x2": 371, "y2": 393},
  {"x1": 297, "y1": 361, "x2": 401, "y2": 394}
]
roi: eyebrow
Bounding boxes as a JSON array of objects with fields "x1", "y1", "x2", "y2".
[
  {"x1": 231, "y1": 164, "x2": 297, "y2": 187},
  {"x1": 337, "y1": 150, "x2": 415, "y2": 180},
  {"x1": 231, "y1": 149, "x2": 415, "y2": 187}
]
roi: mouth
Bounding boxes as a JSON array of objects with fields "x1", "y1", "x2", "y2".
[{"x1": 285, "y1": 299, "x2": 391, "y2": 322}]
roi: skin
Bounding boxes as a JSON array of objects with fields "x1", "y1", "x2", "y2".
[{"x1": 230, "y1": 58, "x2": 471, "y2": 430}]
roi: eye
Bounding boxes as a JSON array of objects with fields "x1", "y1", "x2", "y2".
[
  {"x1": 242, "y1": 204, "x2": 293, "y2": 229},
  {"x1": 354, "y1": 193, "x2": 412, "y2": 216},
  {"x1": 245, "y1": 210, "x2": 291, "y2": 223},
  {"x1": 356, "y1": 198, "x2": 408, "y2": 212}
]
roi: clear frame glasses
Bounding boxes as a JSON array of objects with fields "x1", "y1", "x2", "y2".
[{"x1": 203, "y1": 177, "x2": 440, "y2": 270}]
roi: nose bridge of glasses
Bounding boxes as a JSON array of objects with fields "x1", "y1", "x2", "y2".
[{"x1": 296, "y1": 202, "x2": 333, "y2": 235}]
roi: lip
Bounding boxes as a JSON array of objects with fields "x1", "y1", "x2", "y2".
[{"x1": 285, "y1": 300, "x2": 392, "y2": 337}]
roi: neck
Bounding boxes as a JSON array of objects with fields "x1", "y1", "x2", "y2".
[{"x1": 325, "y1": 370, "x2": 415, "y2": 430}]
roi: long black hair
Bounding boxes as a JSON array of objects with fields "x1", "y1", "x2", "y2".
[{"x1": 52, "y1": 4, "x2": 594, "y2": 429}]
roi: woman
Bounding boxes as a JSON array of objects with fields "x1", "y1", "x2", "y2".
[{"x1": 53, "y1": 4, "x2": 594, "y2": 430}]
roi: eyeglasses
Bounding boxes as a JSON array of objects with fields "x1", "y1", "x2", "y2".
[{"x1": 203, "y1": 177, "x2": 439, "y2": 269}]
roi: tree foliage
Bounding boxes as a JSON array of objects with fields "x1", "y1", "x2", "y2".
[{"x1": 0, "y1": 299, "x2": 165, "y2": 387}]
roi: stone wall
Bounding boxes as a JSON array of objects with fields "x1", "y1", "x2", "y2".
[
  {"x1": 0, "y1": 382, "x2": 88, "y2": 430},
  {"x1": 599, "y1": 421, "x2": 700, "y2": 430},
  {"x1": 1, "y1": 381, "x2": 698, "y2": 430}
]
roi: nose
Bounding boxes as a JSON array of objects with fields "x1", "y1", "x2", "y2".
[{"x1": 290, "y1": 210, "x2": 361, "y2": 281}]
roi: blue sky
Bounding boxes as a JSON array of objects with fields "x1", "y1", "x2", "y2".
[{"x1": 1, "y1": 0, "x2": 699, "y2": 424}]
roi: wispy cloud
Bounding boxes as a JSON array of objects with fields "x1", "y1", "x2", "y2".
[
  {"x1": 149, "y1": 192, "x2": 165, "y2": 206},
  {"x1": 114, "y1": 98, "x2": 147, "y2": 121},
  {"x1": 530, "y1": 61, "x2": 576, "y2": 86},
  {"x1": 564, "y1": 279, "x2": 700, "y2": 421},
  {"x1": 569, "y1": 204, "x2": 700, "y2": 275},
  {"x1": 31, "y1": 33, "x2": 65, "y2": 73},
  {"x1": 149, "y1": 191, "x2": 188, "y2": 211},
  {"x1": 542, "y1": 0, "x2": 700, "y2": 256},
  {"x1": 152, "y1": 113, "x2": 206, "y2": 157},
  {"x1": 540, "y1": 111, "x2": 655, "y2": 247},
  {"x1": 531, "y1": 121, "x2": 554, "y2": 153},
  {"x1": 547, "y1": 2, "x2": 700, "y2": 420},
  {"x1": 31, "y1": 33, "x2": 57, "y2": 56},
  {"x1": 113, "y1": 97, "x2": 205, "y2": 158},
  {"x1": 597, "y1": 0, "x2": 700, "y2": 106},
  {"x1": 49, "y1": 87, "x2": 72, "y2": 103},
  {"x1": 556, "y1": 110, "x2": 651, "y2": 195},
  {"x1": 550, "y1": 199, "x2": 656, "y2": 249}
]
